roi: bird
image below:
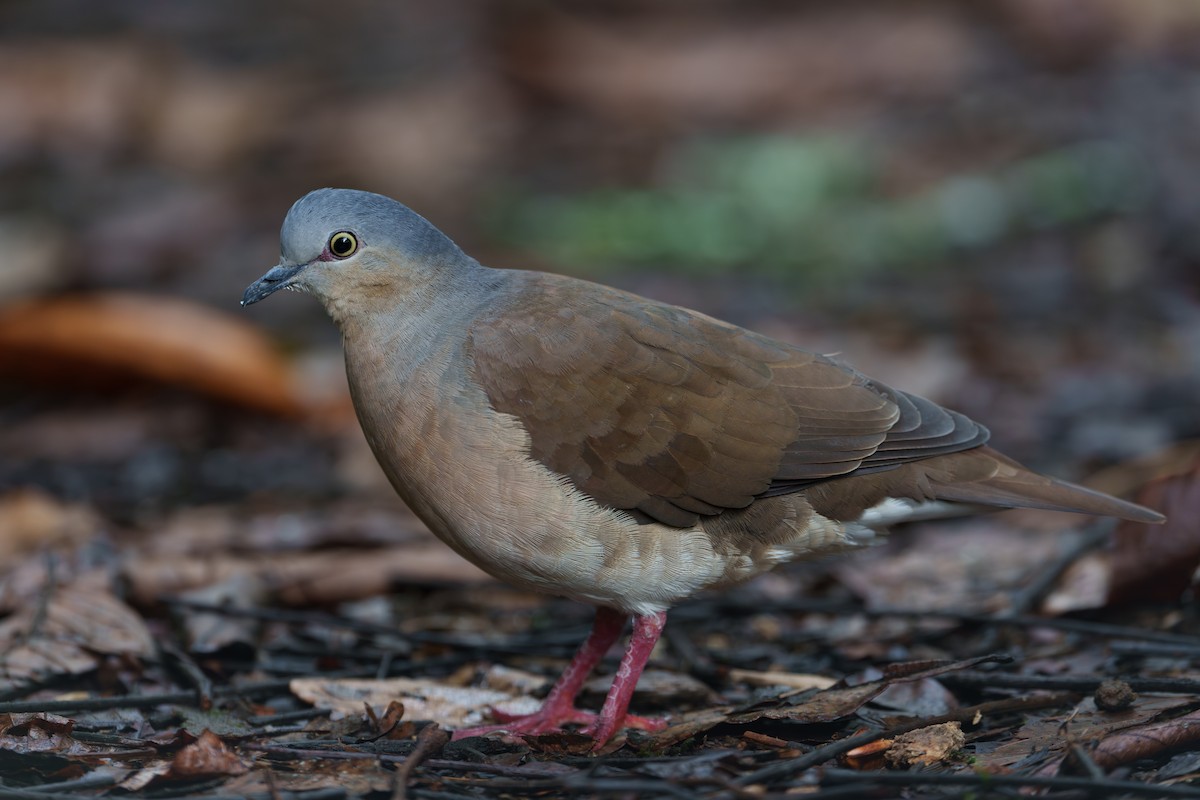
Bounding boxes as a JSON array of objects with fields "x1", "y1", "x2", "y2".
[{"x1": 242, "y1": 188, "x2": 1163, "y2": 748}]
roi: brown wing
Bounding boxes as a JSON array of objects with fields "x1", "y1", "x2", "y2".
[{"x1": 467, "y1": 273, "x2": 987, "y2": 527}]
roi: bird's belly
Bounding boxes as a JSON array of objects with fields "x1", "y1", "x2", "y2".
[
  {"x1": 347, "y1": 343, "x2": 870, "y2": 614},
  {"x1": 351, "y1": 377, "x2": 745, "y2": 614}
]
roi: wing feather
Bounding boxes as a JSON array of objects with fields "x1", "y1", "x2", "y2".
[{"x1": 468, "y1": 273, "x2": 986, "y2": 526}]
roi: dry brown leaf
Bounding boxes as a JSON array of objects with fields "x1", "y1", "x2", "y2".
[
  {"x1": 123, "y1": 544, "x2": 491, "y2": 607},
  {"x1": 0, "y1": 492, "x2": 110, "y2": 615},
  {"x1": 0, "y1": 292, "x2": 301, "y2": 416},
  {"x1": 476, "y1": 664, "x2": 552, "y2": 695},
  {"x1": 722, "y1": 656, "x2": 998, "y2": 729},
  {"x1": 167, "y1": 730, "x2": 248, "y2": 779},
  {"x1": 0, "y1": 712, "x2": 75, "y2": 738},
  {"x1": 0, "y1": 712, "x2": 117, "y2": 760},
  {"x1": 175, "y1": 574, "x2": 270, "y2": 655},
  {"x1": 883, "y1": 721, "x2": 965, "y2": 768},
  {"x1": 977, "y1": 694, "x2": 1192, "y2": 773},
  {"x1": 118, "y1": 762, "x2": 173, "y2": 792},
  {"x1": 1091, "y1": 707, "x2": 1200, "y2": 769},
  {"x1": 1108, "y1": 454, "x2": 1199, "y2": 606},
  {"x1": 1084, "y1": 440, "x2": 1200, "y2": 505},
  {"x1": 290, "y1": 676, "x2": 540, "y2": 729},
  {"x1": 0, "y1": 582, "x2": 155, "y2": 691},
  {"x1": 145, "y1": 502, "x2": 430, "y2": 559},
  {"x1": 727, "y1": 668, "x2": 837, "y2": 691},
  {"x1": 0, "y1": 489, "x2": 99, "y2": 566},
  {"x1": 646, "y1": 706, "x2": 739, "y2": 748},
  {"x1": 376, "y1": 699, "x2": 415, "y2": 739},
  {"x1": 836, "y1": 525, "x2": 1066, "y2": 612}
]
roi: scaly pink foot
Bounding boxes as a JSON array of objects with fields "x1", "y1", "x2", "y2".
[{"x1": 451, "y1": 608, "x2": 668, "y2": 748}]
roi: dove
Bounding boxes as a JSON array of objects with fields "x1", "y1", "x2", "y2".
[{"x1": 242, "y1": 188, "x2": 1162, "y2": 746}]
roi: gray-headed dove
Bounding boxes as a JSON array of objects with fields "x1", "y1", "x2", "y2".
[{"x1": 242, "y1": 188, "x2": 1162, "y2": 747}]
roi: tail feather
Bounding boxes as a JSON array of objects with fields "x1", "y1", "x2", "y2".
[{"x1": 929, "y1": 447, "x2": 1165, "y2": 524}]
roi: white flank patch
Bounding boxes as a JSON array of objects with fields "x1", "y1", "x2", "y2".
[{"x1": 857, "y1": 498, "x2": 968, "y2": 529}]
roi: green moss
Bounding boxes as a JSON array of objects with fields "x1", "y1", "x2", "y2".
[{"x1": 484, "y1": 135, "x2": 1149, "y2": 286}]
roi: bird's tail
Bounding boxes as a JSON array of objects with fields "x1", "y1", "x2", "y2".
[{"x1": 928, "y1": 446, "x2": 1165, "y2": 524}]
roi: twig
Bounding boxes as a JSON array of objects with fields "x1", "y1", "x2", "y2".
[
  {"x1": 390, "y1": 724, "x2": 449, "y2": 800},
  {"x1": 250, "y1": 708, "x2": 331, "y2": 727},
  {"x1": 409, "y1": 791, "x2": 484, "y2": 800},
  {"x1": 158, "y1": 638, "x2": 215, "y2": 710},
  {"x1": 450, "y1": 774, "x2": 698, "y2": 799},
  {"x1": 18, "y1": 772, "x2": 119, "y2": 793},
  {"x1": 733, "y1": 691, "x2": 1077, "y2": 787},
  {"x1": 0, "y1": 678, "x2": 294, "y2": 714},
  {"x1": 817, "y1": 767, "x2": 1200, "y2": 798},
  {"x1": 1069, "y1": 741, "x2": 1108, "y2": 781},
  {"x1": 942, "y1": 671, "x2": 1200, "y2": 695},
  {"x1": 1109, "y1": 640, "x2": 1200, "y2": 657},
  {"x1": 0, "y1": 789, "x2": 345, "y2": 800},
  {"x1": 246, "y1": 743, "x2": 582, "y2": 779},
  {"x1": 0, "y1": 790, "x2": 104, "y2": 800},
  {"x1": 264, "y1": 769, "x2": 283, "y2": 800},
  {"x1": 1004, "y1": 522, "x2": 1111, "y2": 615}
]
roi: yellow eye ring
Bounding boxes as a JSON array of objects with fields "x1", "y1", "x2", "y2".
[{"x1": 329, "y1": 231, "x2": 358, "y2": 258}]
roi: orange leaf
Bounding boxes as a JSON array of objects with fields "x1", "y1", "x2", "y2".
[{"x1": 0, "y1": 292, "x2": 301, "y2": 416}]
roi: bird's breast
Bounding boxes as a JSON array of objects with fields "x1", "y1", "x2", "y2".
[{"x1": 341, "y1": 330, "x2": 792, "y2": 614}]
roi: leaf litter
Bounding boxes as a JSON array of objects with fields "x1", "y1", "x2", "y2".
[{"x1": 1, "y1": 2, "x2": 1199, "y2": 796}]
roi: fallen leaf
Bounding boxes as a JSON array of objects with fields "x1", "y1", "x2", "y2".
[
  {"x1": 883, "y1": 721, "x2": 965, "y2": 768},
  {"x1": 290, "y1": 677, "x2": 540, "y2": 729},
  {"x1": 730, "y1": 656, "x2": 1000, "y2": 725},
  {"x1": 646, "y1": 655, "x2": 999, "y2": 748},
  {"x1": 977, "y1": 694, "x2": 1193, "y2": 773},
  {"x1": 836, "y1": 525, "x2": 1069, "y2": 613},
  {"x1": 0, "y1": 581, "x2": 155, "y2": 691},
  {"x1": 375, "y1": 699, "x2": 415, "y2": 739},
  {"x1": 0, "y1": 712, "x2": 120, "y2": 779},
  {"x1": 173, "y1": 573, "x2": 269, "y2": 656},
  {"x1": 1108, "y1": 453, "x2": 1199, "y2": 606},
  {"x1": 0, "y1": 489, "x2": 99, "y2": 565},
  {"x1": 727, "y1": 668, "x2": 837, "y2": 691},
  {"x1": 0, "y1": 292, "x2": 302, "y2": 416},
  {"x1": 1091, "y1": 707, "x2": 1200, "y2": 770},
  {"x1": 167, "y1": 730, "x2": 248, "y2": 778},
  {"x1": 0, "y1": 712, "x2": 76, "y2": 739},
  {"x1": 124, "y1": 544, "x2": 491, "y2": 608}
]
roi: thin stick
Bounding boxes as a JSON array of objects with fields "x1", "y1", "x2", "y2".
[
  {"x1": 817, "y1": 767, "x2": 1200, "y2": 798},
  {"x1": 390, "y1": 724, "x2": 450, "y2": 800},
  {"x1": 733, "y1": 691, "x2": 1077, "y2": 787}
]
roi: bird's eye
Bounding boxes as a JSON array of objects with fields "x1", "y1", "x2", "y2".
[{"x1": 328, "y1": 231, "x2": 358, "y2": 258}]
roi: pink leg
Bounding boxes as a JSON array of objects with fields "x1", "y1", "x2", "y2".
[
  {"x1": 583, "y1": 610, "x2": 668, "y2": 746},
  {"x1": 451, "y1": 608, "x2": 670, "y2": 747},
  {"x1": 451, "y1": 606, "x2": 627, "y2": 740}
]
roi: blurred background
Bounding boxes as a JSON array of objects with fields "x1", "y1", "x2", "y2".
[
  {"x1": 1, "y1": 7, "x2": 1199, "y2": 784},
  {"x1": 0, "y1": 0, "x2": 1198, "y2": 529}
]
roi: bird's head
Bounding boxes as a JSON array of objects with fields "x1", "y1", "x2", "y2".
[{"x1": 241, "y1": 188, "x2": 470, "y2": 319}]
